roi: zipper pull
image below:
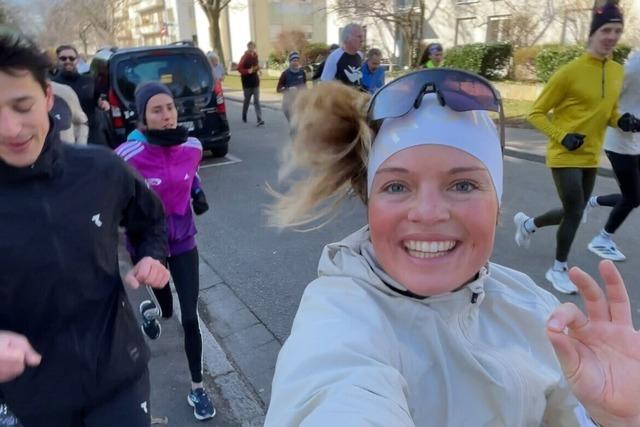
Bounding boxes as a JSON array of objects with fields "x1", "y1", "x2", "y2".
[{"x1": 471, "y1": 292, "x2": 479, "y2": 304}]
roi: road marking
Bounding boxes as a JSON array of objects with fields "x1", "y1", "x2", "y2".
[{"x1": 200, "y1": 154, "x2": 242, "y2": 169}]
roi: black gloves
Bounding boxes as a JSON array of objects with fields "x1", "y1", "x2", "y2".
[
  {"x1": 191, "y1": 188, "x2": 209, "y2": 215},
  {"x1": 618, "y1": 113, "x2": 640, "y2": 133},
  {"x1": 561, "y1": 133, "x2": 586, "y2": 151}
]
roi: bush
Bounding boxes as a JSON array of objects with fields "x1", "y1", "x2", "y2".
[
  {"x1": 267, "y1": 51, "x2": 287, "y2": 70},
  {"x1": 444, "y1": 42, "x2": 513, "y2": 80},
  {"x1": 302, "y1": 42, "x2": 329, "y2": 65},
  {"x1": 613, "y1": 44, "x2": 632, "y2": 64},
  {"x1": 534, "y1": 45, "x2": 584, "y2": 82},
  {"x1": 512, "y1": 46, "x2": 542, "y2": 81}
]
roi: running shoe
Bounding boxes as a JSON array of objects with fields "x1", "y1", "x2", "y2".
[
  {"x1": 588, "y1": 236, "x2": 626, "y2": 261},
  {"x1": 139, "y1": 300, "x2": 162, "y2": 340},
  {"x1": 545, "y1": 268, "x2": 577, "y2": 294},
  {"x1": 581, "y1": 201, "x2": 594, "y2": 224},
  {"x1": 513, "y1": 212, "x2": 532, "y2": 249},
  {"x1": 257, "y1": 119, "x2": 265, "y2": 127},
  {"x1": 0, "y1": 404, "x2": 21, "y2": 427},
  {"x1": 187, "y1": 388, "x2": 216, "y2": 421}
]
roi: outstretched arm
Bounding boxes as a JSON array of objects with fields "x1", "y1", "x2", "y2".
[{"x1": 546, "y1": 260, "x2": 640, "y2": 427}]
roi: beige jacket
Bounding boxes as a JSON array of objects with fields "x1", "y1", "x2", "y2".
[
  {"x1": 51, "y1": 81, "x2": 89, "y2": 145},
  {"x1": 265, "y1": 226, "x2": 594, "y2": 427}
]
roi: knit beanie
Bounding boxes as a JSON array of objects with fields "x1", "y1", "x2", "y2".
[
  {"x1": 289, "y1": 51, "x2": 300, "y2": 62},
  {"x1": 590, "y1": 1, "x2": 623, "y2": 36},
  {"x1": 134, "y1": 81, "x2": 173, "y2": 124}
]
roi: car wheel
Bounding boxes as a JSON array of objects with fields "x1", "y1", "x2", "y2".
[{"x1": 210, "y1": 145, "x2": 228, "y2": 158}]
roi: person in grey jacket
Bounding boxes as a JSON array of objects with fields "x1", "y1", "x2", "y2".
[
  {"x1": 264, "y1": 77, "x2": 640, "y2": 427},
  {"x1": 51, "y1": 81, "x2": 88, "y2": 144}
]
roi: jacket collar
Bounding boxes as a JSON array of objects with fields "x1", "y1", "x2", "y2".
[{"x1": 0, "y1": 116, "x2": 64, "y2": 184}]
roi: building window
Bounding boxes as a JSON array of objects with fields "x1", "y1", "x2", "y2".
[
  {"x1": 455, "y1": 17, "x2": 476, "y2": 45},
  {"x1": 486, "y1": 15, "x2": 511, "y2": 43}
]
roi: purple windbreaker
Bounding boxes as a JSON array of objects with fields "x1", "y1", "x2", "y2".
[{"x1": 116, "y1": 134, "x2": 203, "y2": 256}]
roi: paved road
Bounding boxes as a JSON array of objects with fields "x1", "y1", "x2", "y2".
[{"x1": 163, "y1": 98, "x2": 640, "y2": 424}]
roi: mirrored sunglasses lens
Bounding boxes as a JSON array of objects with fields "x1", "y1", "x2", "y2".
[{"x1": 59, "y1": 56, "x2": 76, "y2": 62}]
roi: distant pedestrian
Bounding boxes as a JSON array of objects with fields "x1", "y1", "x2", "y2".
[
  {"x1": 320, "y1": 24, "x2": 364, "y2": 87},
  {"x1": 276, "y1": 51, "x2": 307, "y2": 121},
  {"x1": 419, "y1": 43, "x2": 444, "y2": 69},
  {"x1": 583, "y1": 49, "x2": 640, "y2": 261},
  {"x1": 513, "y1": 0, "x2": 640, "y2": 294},
  {"x1": 52, "y1": 44, "x2": 110, "y2": 141},
  {"x1": 237, "y1": 41, "x2": 264, "y2": 126},
  {"x1": 207, "y1": 51, "x2": 225, "y2": 83},
  {"x1": 361, "y1": 48, "x2": 385, "y2": 94}
]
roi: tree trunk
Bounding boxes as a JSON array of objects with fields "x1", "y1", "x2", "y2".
[{"x1": 205, "y1": 8, "x2": 226, "y2": 70}]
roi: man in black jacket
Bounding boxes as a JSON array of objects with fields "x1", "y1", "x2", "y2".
[
  {"x1": 52, "y1": 44, "x2": 110, "y2": 144},
  {"x1": 0, "y1": 28, "x2": 170, "y2": 427}
]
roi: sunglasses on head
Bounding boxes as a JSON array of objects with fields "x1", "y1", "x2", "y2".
[
  {"x1": 58, "y1": 56, "x2": 76, "y2": 62},
  {"x1": 367, "y1": 68, "x2": 505, "y2": 150}
]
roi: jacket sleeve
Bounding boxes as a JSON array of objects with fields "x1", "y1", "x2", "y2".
[
  {"x1": 119, "y1": 161, "x2": 168, "y2": 263},
  {"x1": 276, "y1": 71, "x2": 287, "y2": 93},
  {"x1": 320, "y1": 50, "x2": 339, "y2": 82},
  {"x1": 528, "y1": 67, "x2": 569, "y2": 143},
  {"x1": 67, "y1": 90, "x2": 89, "y2": 145},
  {"x1": 543, "y1": 383, "x2": 599, "y2": 427},
  {"x1": 264, "y1": 279, "x2": 415, "y2": 427},
  {"x1": 237, "y1": 54, "x2": 250, "y2": 76}
]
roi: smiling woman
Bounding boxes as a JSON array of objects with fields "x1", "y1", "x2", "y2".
[{"x1": 263, "y1": 76, "x2": 640, "y2": 427}]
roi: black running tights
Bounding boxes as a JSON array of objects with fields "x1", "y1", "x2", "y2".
[
  {"x1": 595, "y1": 151, "x2": 640, "y2": 234},
  {"x1": 533, "y1": 168, "x2": 597, "y2": 262}
]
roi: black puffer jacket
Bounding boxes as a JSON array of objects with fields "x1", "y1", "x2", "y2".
[{"x1": 0, "y1": 121, "x2": 167, "y2": 417}]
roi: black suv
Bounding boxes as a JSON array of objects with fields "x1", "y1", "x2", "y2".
[{"x1": 90, "y1": 42, "x2": 231, "y2": 157}]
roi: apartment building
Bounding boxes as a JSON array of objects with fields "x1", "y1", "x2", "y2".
[{"x1": 114, "y1": 0, "x2": 198, "y2": 47}]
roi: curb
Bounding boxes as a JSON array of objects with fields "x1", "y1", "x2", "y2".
[{"x1": 225, "y1": 93, "x2": 615, "y2": 179}]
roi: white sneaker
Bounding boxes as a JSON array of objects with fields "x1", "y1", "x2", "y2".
[
  {"x1": 581, "y1": 202, "x2": 593, "y2": 224},
  {"x1": 545, "y1": 268, "x2": 577, "y2": 294},
  {"x1": 588, "y1": 235, "x2": 626, "y2": 261},
  {"x1": 513, "y1": 212, "x2": 532, "y2": 249}
]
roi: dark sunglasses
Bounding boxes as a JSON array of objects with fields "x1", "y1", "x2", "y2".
[
  {"x1": 367, "y1": 68, "x2": 505, "y2": 149},
  {"x1": 58, "y1": 56, "x2": 76, "y2": 62}
]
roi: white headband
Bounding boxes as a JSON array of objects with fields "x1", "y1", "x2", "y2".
[{"x1": 367, "y1": 93, "x2": 503, "y2": 205}]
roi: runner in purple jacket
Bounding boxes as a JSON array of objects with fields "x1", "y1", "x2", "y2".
[{"x1": 115, "y1": 82, "x2": 215, "y2": 421}]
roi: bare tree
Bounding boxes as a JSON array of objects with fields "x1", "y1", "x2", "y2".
[
  {"x1": 328, "y1": 0, "x2": 430, "y2": 67},
  {"x1": 196, "y1": 0, "x2": 231, "y2": 68}
]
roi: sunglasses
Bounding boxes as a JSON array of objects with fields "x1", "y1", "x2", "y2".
[
  {"x1": 367, "y1": 68, "x2": 505, "y2": 149},
  {"x1": 58, "y1": 56, "x2": 77, "y2": 62}
]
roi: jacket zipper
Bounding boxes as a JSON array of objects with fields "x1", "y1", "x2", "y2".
[{"x1": 601, "y1": 59, "x2": 606, "y2": 99}]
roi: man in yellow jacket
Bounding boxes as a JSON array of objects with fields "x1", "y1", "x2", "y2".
[{"x1": 513, "y1": 0, "x2": 640, "y2": 294}]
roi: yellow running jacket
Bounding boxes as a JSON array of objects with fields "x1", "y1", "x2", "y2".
[{"x1": 528, "y1": 53, "x2": 624, "y2": 168}]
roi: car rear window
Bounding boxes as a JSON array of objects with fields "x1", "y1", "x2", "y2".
[{"x1": 115, "y1": 52, "x2": 212, "y2": 102}]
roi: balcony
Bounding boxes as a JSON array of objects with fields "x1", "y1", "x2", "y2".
[
  {"x1": 136, "y1": 0, "x2": 164, "y2": 13},
  {"x1": 139, "y1": 24, "x2": 163, "y2": 35}
]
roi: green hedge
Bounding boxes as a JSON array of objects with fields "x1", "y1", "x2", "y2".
[
  {"x1": 444, "y1": 42, "x2": 513, "y2": 80},
  {"x1": 535, "y1": 44, "x2": 632, "y2": 82}
]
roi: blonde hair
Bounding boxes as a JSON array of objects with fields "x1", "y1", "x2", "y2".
[{"x1": 267, "y1": 82, "x2": 373, "y2": 229}]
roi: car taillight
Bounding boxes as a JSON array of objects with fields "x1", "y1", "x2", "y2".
[
  {"x1": 108, "y1": 89, "x2": 125, "y2": 129},
  {"x1": 213, "y1": 80, "x2": 226, "y2": 114}
]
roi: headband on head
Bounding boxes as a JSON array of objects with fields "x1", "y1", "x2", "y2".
[{"x1": 367, "y1": 93, "x2": 503, "y2": 205}]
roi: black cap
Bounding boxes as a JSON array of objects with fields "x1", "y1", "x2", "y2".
[{"x1": 590, "y1": 1, "x2": 624, "y2": 36}]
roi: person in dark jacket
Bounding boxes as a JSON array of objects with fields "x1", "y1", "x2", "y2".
[
  {"x1": 52, "y1": 44, "x2": 110, "y2": 143},
  {"x1": 276, "y1": 51, "x2": 306, "y2": 121},
  {"x1": 0, "y1": 28, "x2": 170, "y2": 427},
  {"x1": 237, "y1": 41, "x2": 264, "y2": 126}
]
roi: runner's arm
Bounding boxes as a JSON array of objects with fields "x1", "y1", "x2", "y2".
[
  {"x1": 320, "y1": 50, "x2": 339, "y2": 81},
  {"x1": 528, "y1": 69, "x2": 569, "y2": 143}
]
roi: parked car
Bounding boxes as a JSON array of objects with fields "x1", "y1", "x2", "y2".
[{"x1": 90, "y1": 43, "x2": 231, "y2": 157}]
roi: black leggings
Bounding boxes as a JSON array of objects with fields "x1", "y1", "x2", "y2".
[
  {"x1": 533, "y1": 168, "x2": 597, "y2": 262},
  {"x1": 136, "y1": 248, "x2": 203, "y2": 383},
  {"x1": 17, "y1": 370, "x2": 150, "y2": 427},
  {"x1": 595, "y1": 151, "x2": 640, "y2": 234}
]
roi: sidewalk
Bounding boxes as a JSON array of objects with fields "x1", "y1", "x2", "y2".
[{"x1": 223, "y1": 89, "x2": 614, "y2": 177}]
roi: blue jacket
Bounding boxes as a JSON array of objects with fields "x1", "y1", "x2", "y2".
[{"x1": 361, "y1": 62, "x2": 385, "y2": 94}]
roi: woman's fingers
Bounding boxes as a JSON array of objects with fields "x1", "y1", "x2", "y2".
[
  {"x1": 568, "y1": 266, "x2": 610, "y2": 322},
  {"x1": 547, "y1": 303, "x2": 589, "y2": 379},
  {"x1": 598, "y1": 260, "x2": 632, "y2": 326}
]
